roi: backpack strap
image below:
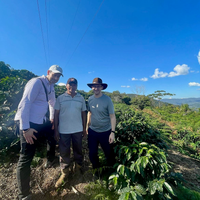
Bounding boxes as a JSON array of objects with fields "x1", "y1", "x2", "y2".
[
  {"x1": 38, "y1": 78, "x2": 48, "y2": 102},
  {"x1": 38, "y1": 78, "x2": 50, "y2": 121}
]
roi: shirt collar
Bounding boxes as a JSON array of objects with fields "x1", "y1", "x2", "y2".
[
  {"x1": 64, "y1": 92, "x2": 80, "y2": 97},
  {"x1": 41, "y1": 75, "x2": 52, "y2": 86}
]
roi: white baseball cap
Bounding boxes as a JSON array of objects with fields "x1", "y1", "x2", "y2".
[{"x1": 49, "y1": 65, "x2": 63, "y2": 76}]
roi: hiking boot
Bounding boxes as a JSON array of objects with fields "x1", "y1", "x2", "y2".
[
  {"x1": 44, "y1": 158, "x2": 56, "y2": 168},
  {"x1": 22, "y1": 194, "x2": 32, "y2": 200},
  {"x1": 55, "y1": 168, "x2": 69, "y2": 188},
  {"x1": 74, "y1": 163, "x2": 82, "y2": 175}
]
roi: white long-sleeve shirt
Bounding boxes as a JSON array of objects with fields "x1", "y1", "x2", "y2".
[{"x1": 14, "y1": 75, "x2": 56, "y2": 130}]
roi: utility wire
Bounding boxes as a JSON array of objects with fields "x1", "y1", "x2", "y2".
[
  {"x1": 61, "y1": 0, "x2": 81, "y2": 61},
  {"x1": 66, "y1": 0, "x2": 105, "y2": 66},
  {"x1": 37, "y1": 0, "x2": 48, "y2": 67},
  {"x1": 45, "y1": 0, "x2": 50, "y2": 66}
]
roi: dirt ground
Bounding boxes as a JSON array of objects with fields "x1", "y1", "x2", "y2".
[
  {"x1": 167, "y1": 147, "x2": 200, "y2": 190},
  {"x1": 0, "y1": 140, "x2": 96, "y2": 200},
  {"x1": 1, "y1": 134, "x2": 200, "y2": 199}
]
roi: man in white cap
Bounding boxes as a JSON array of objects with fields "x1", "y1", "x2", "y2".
[{"x1": 14, "y1": 65, "x2": 63, "y2": 200}]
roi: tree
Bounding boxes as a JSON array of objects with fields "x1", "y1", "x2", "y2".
[
  {"x1": 131, "y1": 95, "x2": 151, "y2": 110},
  {"x1": 111, "y1": 90, "x2": 123, "y2": 103},
  {"x1": 180, "y1": 104, "x2": 190, "y2": 112},
  {"x1": 148, "y1": 90, "x2": 175, "y2": 107},
  {"x1": 122, "y1": 96, "x2": 131, "y2": 105},
  {"x1": 0, "y1": 61, "x2": 11, "y2": 79}
]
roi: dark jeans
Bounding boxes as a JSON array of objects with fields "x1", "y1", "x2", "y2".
[
  {"x1": 17, "y1": 121, "x2": 56, "y2": 199},
  {"x1": 59, "y1": 132, "x2": 83, "y2": 169},
  {"x1": 88, "y1": 128, "x2": 115, "y2": 169}
]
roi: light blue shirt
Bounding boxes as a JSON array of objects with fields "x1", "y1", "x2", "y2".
[
  {"x1": 14, "y1": 75, "x2": 56, "y2": 130},
  {"x1": 54, "y1": 93, "x2": 86, "y2": 134}
]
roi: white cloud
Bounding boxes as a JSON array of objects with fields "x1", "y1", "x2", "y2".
[
  {"x1": 189, "y1": 82, "x2": 200, "y2": 86},
  {"x1": 197, "y1": 50, "x2": 200, "y2": 64},
  {"x1": 121, "y1": 85, "x2": 130, "y2": 88},
  {"x1": 88, "y1": 71, "x2": 95, "y2": 74},
  {"x1": 140, "y1": 77, "x2": 148, "y2": 81},
  {"x1": 151, "y1": 68, "x2": 168, "y2": 79},
  {"x1": 151, "y1": 65, "x2": 190, "y2": 79},
  {"x1": 168, "y1": 64, "x2": 190, "y2": 77},
  {"x1": 57, "y1": 83, "x2": 66, "y2": 86},
  {"x1": 131, "y1": 77, "x2": 138, "y2": 81}
]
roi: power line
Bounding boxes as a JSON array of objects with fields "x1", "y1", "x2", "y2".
[
  {"x1": 61, "y1": 0, "x2": 81, "y2": 61},
  {"x1": 37, "y1": 0, "x2": 48, "y2": 67},
  {"x1": 45, "y1": 0, "x2": 50, "y2": 66},
  {"x1": 66, "y1": 0, "x2": 105, "y2": 66}
]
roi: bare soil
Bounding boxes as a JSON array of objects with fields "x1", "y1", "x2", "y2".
[
  {"x1": 0, "y1": 140, "x2": 96, "y2": 200},
  {"x1": 1, "y1": 114, "x2": 200, "y2": 199}
]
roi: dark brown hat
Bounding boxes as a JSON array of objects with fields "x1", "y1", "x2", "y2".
[
  {"x1": 87, "y1": 77, "x2": 108, "y2": 90},
  {"x1": 67, "y1": 78, "x2": 77, "y2": 85}
]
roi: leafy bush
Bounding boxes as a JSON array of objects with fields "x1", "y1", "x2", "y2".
[
  {"x1": 109, "y1": 142, "x2": 174, "y2": 199},
  {"x1": 115, "y1": 108, "x2": 167, "y2": 149},
  {"x1": 85, "y1": 180, "x2": 119, "y2": 200},
  {"x1": 106, "y1": 108, "x2": 175, "y2": 199}
]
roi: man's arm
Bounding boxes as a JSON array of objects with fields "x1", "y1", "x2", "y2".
[
  {"x1": 109, "y1": 113, "x2": 116, "y2": 144},
  {"x1": 19, "y1": 78, "x2": 41, "y2": 144},
  {"x1": 82, "y1": 111, "x2": 87, "y2": 137},
  {"x1": 54, "y1": 109, "x2": 60, "y2": 142},
  {"x1": 86, "y1": 111, "x2": 91, "y2": 134},
  {"x1": 19, "y1": 78, "x2": 41, "y2": 130}
]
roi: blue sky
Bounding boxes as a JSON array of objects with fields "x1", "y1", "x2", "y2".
[{"x1": 1, "y1": 0, "x2": 200, "y2": 98}]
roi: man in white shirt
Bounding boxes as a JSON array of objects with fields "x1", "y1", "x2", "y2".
[{"x1": 14, "y1": 65, "x2": 63, "y2": 200}]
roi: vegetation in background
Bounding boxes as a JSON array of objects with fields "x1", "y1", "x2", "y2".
[{"x1": 1, "y1": 61, "x2": 200, "y2": 199}]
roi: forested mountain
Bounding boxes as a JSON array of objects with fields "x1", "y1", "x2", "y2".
[{"x1": 161, "y1": 98, "x2": 200, "y2": 109}]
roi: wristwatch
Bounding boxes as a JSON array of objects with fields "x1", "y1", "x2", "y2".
[{"x1": 111, "y1": 130, "x2": 115, "y2": 133}]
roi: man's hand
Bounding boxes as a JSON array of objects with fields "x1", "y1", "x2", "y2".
[
  {"x1": 50, "y1": 119, "x2": 54, "y2": 130},
  {"x1": 82, "y1": 129, "x2": 87, "y2": 138},
  {"x1": 23, "y1": 128, "x2": 38, "y2": 144},
  {"x1": 54, "y1": 130, "x2": 60, "y2": 142},
  {"x1": 109, "y1": 132, "x2": 115, "y2": 144}
]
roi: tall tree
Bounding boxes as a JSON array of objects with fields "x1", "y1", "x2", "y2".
[{"x1": 148, "y1": 90, "x2": 175, "y2": 107}]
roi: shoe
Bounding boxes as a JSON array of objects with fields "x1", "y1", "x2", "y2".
[
  {"x1": 22, "y1": 194, "x2": 32, "y2": 200},
  {"x1": 55, "y1": 168, "x2": 69, "y2": 188},
  {"x1": 44, "y1": 159, "x2": 56, "y2": 168},
  {"x1": 74, "y1": 163, "x2": 82, "y2": 175}
]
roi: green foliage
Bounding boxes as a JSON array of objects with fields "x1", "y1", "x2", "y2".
[
  {"x1": 85, "y1": 180, "x2": 119, "y2": 200},
  {"x1": 0, "y1": 61, "x2": 11, "y2": 79},
  {"x1": 115, "y1": 108, "x2": 166, "y2": 149},
  {"x1": 0, "y1": 62, "x2": 36, "y2": 152},
  {"x1": 148, "y1": 90, "x2": 175, "y2": 108},
  {"x1": 174, "y1": 184, "x2": 200, "y2": 200},
  {"x1": 122, "y1": 96, "x2": 131, "y2": 105},
  {"x1": 131, "y1": 95, "x2": 151, "y2": 110},
  {"x1": 108, "y1": 108, "x2": 174, "y2": 199},
  {"x1": 110, "y1": 142, "x2": 174, "y2": 199},
  {"x1": 54, "y1": 85, "x2": 66, "y2": 98}
]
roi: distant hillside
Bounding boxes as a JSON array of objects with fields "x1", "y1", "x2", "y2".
[{"x1": 161, "y1": 98, "x2": 200, "y2": 109}]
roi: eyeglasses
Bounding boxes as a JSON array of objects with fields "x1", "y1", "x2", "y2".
[{"x1": 92, "y1": 85, "x2": 102, "y2": 88}]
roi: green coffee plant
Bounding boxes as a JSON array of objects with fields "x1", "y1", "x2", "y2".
[
  {"x1": 115, "y1": 109, "x2": 167, "y2": 149},
  {"x1": 109, "y1": 142, "x2": 174, "y2": 199}
]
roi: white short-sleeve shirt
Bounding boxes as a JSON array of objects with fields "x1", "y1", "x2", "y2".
[{"x1": 54, "y1": 92, "x2": 86, "y2": 134}]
